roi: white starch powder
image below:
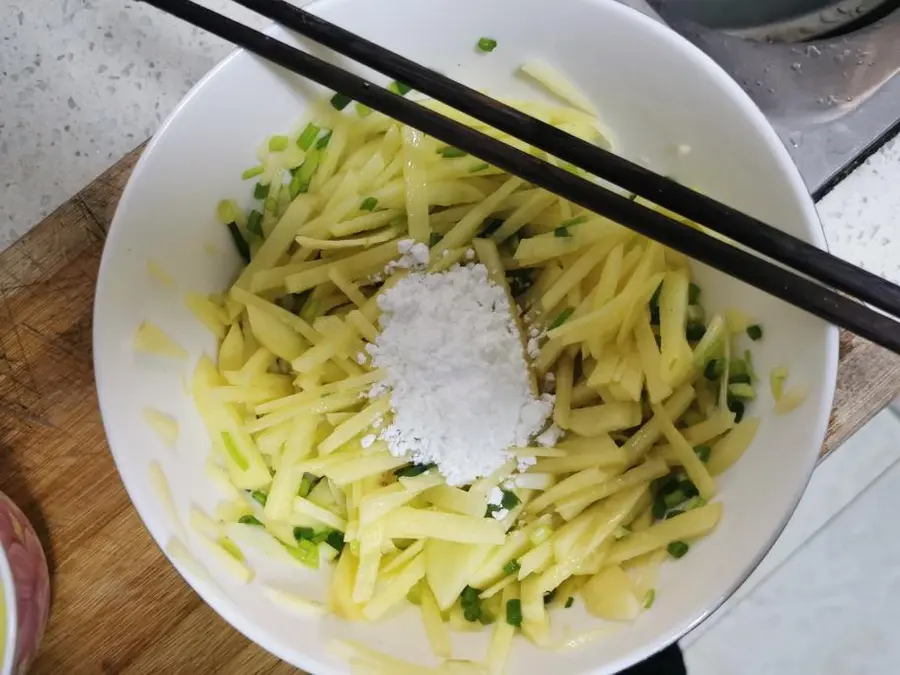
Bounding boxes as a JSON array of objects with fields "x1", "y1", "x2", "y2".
[{"x1": 368, "y1": 264, "x2": 552, "y2": 485}]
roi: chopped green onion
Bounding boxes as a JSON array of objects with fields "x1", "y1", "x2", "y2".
[
  {"x1": 548, "y1": 308, "x2": 574, "y2": 330},
  {"x1": 250, "y1": 490, "x2": 268, "y2": 507},
  {"x1": 685, "y1": 323, "x2": 706, "y2": 341},
  {"x1": 477, "y1": 37, "x2": 498, "y2": 52},
  {"x1": 663, "y1": 489, "x2": 687, "y2": 510},
  {"x1": 747, "y1": 324, "x2": 763, "y2": 341},
  {"x1": 643, "y1": 589, "x2": 656, "y2": 609},
  {"x1": 460, "y1": 585, "x2": 483, "y2": 622},
  {"x1": 438, "y1": 146, "x2": 467, "y2": 158},
  {"x1": 360, "y1": 197, "x2": 378, "y2": 211},
  {"x1": 554, "y1": 226, "x2": 571, "y2": 238},
  {"x1": 694, "y1": 445, "x2": 711, "y2": 463},
  {"x1": 479, "y1": 611, "x2": 495, "y2": 625},
  {"x1": 503, "y1": 560, "x2": 521, "y2": 576},
  {"x1": 296, "y1": 123, "x2": 320, "y2": 151},
  {"x1": 325, "y1": 530, "x2": 345, "y2": 552},
  {"x1": 225, "y1": 223, "x2": 250, "y2": 264},
  {"x1": 298, "y1": 473, "x2": 319, "y2": 498},
  {"x1": 652, "y1": 493, "x2": 667, "y2": 520},
  {"x1": 287, "y1": 539, "x2": 319, "y2": 568},
  {"x1": 238, "y1": 515, "x2": 262, "y2": 527},
  {"x1": 216, "y1": 199, "x2": 241, "y2": 225},
  {"x1": 222, "y1": 431, "x2": 249, "y2": 470},
  {"x1": 728, "y1": 383, "x2": 756, "y2": 400},
  {"x1": 770, "y1": 366, "x2": 788, "y2": 401},
  {"x1": 242, "y1": 165, "x2": 265, "y2": 180},
  {"x1": 688, "y1": 282, "x2": 701, "y2": 304},
  {"x1": 482, "y1": 218, "x2": 504, "y2": 236},
  {"x1": 394, "y1": 462, "x2": 436, "y2": 478},
  {"x1": 293, "y1": 526, "x2": 315, "y2": 542},
  {"x1": 316, "y1": 130, "x2": 334, "y2": 150},
  {"x1": 500, "y1": 489, "x2": 520, "y2": 510},
  {"x1": 388, "y1": 81, "x2": 412, "y2": 96},
  {"x1": 506, "y1": 599, "x2": 523, "y2": 627},
  {"x1": 727, "y1": 397, "x2": 745, "y2": 423},
  {"x1": 469, "y1": 162, "x2": 490, "y2": 173},
  {"x1": 729, "y1": 374, "x2": 751, "y2": 385},
  {"x1": 268, "y1": 135, "x2": 289, "y2": 152},
  {"x1": 330, "y1": 92, "x2": 352, "y2": 110},
  {"x1": 355, "y1": 102, "x2": 372, "y2": 117},
  {"x1": 253, "y1": 182, "x2": 269, "y2": 200},
  {"x1": 667, "y1": 541, "x2": 689, "y2": 559},
  {"x1": 565, "y1": 596, "x2": 575, "y2": 609},
  {"x1": 246, "y1": 210, "x2": 263, "y2": 237},
  {"x1": 290, "y1": 150, "x2": 320, "y2": 198},
  {"x1": 703, "y1": 359, "x2": 724, "y2": 381},
  {"x1": 679, "y1": 479, "x2": 699, "y2": 499}
]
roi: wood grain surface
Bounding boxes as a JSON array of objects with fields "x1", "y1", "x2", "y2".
[{"x1": 0, "y1": 147, "x2": 897, "y2": 674}]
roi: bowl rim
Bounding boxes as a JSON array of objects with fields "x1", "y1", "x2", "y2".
[
  {"x1": 93, "y1": 0, "x2": 839, "y2": 672},
  {"x1": 0, "y1": 545, "x2": 18, "y2": 675}
]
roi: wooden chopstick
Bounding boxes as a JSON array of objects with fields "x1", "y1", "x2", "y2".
[
  {"x1": 233, "y1": 0, "x2": 900, "y2": 323},
  {"x1": 138, "y1": 0, "x2": 900, "y2": 355}
]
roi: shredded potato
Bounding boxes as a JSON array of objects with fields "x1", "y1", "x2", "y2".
[{"x1": 159, "y1": 58, "x2": 794, "y2": 673}]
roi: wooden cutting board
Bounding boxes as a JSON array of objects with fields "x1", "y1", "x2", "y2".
[{"x1": 0, "y1": 147, "x2": 897, "y2": 674}]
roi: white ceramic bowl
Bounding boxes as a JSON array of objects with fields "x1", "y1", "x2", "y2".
[{"x1": 93, "y1": 0, "x2": 838, "y2": 672}]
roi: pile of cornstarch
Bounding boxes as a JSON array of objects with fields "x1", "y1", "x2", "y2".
[{"x1": 367, "y1": 263, "x2": 552, "y2": 486}]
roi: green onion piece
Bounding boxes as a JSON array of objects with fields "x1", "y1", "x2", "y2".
[
  {"x1": 325, "y1": 530, "x2": 345, "y2": 552},
  {"x1": 728, "y1": 383, "x2": 756, "y2": 400},
  {"x1": 298, "y1": 473, "x2": 318, "y2": 498},
  {"x1": 479, "y1": 611, "x2": 495, "y2": 625},
  {"x1": 216, "y1": 199, "x2": 240, "y2": 225},
  {"x1": 438, "y1": 146, "x2": 467, "y2": 158},
  {"x1": 238, "y1": 515, "x2": 263, "y2": 527},
  {"x1": 290, "y1": 149, "x2": 320, "y2": 198},
  {"x1": 505, "y1": 599, "x2": 523, "y2": 627},
  {"x1": 249, "y1": 490, "x2": 268, "y2": 507},
  {"x1": 360, "y1": 197, "x2": 378, "y2": 211},
  {"x1": 688, "y1": 282, "x2": 701, "y2": 305},
  {"x1": 662, "y1": 489, "x2": 687, "y2": 510},
  {"x1": 694, "y1": 445, "x2": 711, "y2": 463},
  {"x1": 288, "y1": 539, "x2": 320, "y2": 569},
  {"x1": 560, "y1": 215, "x2": 588, "y2": 228},
  {"x1": 469, "y1": 162, "x2": 490, "y2": 173},
  {"x1": 500, "y1": 489, "x2": 520, "y2": 510},
  {"x1": 315, "y1": 130, "x2": 333, "y2": 150},
  {"x1": 225, "y1": 223, "x2": 251, "y2": 264},
  {"x1": 254, "y1": 182, "x2": 269, "y2": 200},
  {"x1": 503, "y1": 560, "x2": 521, "y2": 576},
  {"x1": 554, "y1": 226, "x2": 571, "y2": 238},
  {"x1": 747, "y1": 324, "x2": 763, "y2": 341},
  {"x1": 330, "y1": 92, "x2": 352, "y2": 110},
  {"x1": 667, "y1": 541, "x2": 690, "y2": 559},
  {"x1": 222, "y1": 431, "x2": 249, "y2": 470},
  {"x1": 679, "y1": 479, "x2": 699, "y2": 499},
  {"x1": 463, "y1": 604, "x2": 481, "y2": 622},
  {"x1": 388, "y1": 81, "x2": 412, "y2": 96},
  {"x1": 355, "y1": 102, "x2": 372, "y2": 117},
  {"x1": 770, "y1": 366, "x2": 788, "y2": 401},
  {"x1": 477, "y1": 37, "x2": 498, "y2": 52},
  {"x1": 268, "y1": 135, "x2": 289, "y2": 152},
  {"x1": 685, "y1": 323, "x2": 706, "y2": 341},
  {"x1": 311, "y1": 530, "x2": 330, "y2": 544},
  {"x1": 296, "y1": 122, "x2": 320, "y2": 151},
  {"x1": 394, "y1": 462, "x2": 436, "y2": 478},
  {"x1": 727, "y1": 397, "x2": 745, "y2": 423},
  {"x1": 565, "y1": 596, "x2": 575, "y2": 609},
  {"x1": 246, "y1": 210, "x2": 263, "y2": 237},
  {"x1": 729, "y1": 373, "x2": 751, "y2": 385},
  {"x1": 293, "y1": 526, "x2": 315, "y2": 542},
  {"x1": 461, "y1": 585, "x2": 480, "y2": 605},
  {"x1": 703, "y1": 358, "x2": 723, "y2": 381},
  {"x1": 643, "y1": 589, "x2": 656, "y2": 609},
  {"x1": 652, "y1": 493, "x2": 667, "y2": 520},
  {"x1": 241, "y1": 165, "x2": 265, "y2": 180},
  {"x1": 549, "y1": 307, "x2": 574, "y2": 330},
  {"x1": 219, "y1": 537, "x2": 244, "y2": 560}
]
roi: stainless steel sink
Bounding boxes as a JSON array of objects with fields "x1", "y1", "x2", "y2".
[{"x1": 623, "y1": 0, "x2": 900, "y2": 197}]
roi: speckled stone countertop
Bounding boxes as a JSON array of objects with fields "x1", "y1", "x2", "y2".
[{"x1": 3, "y1": 0, "x2": 900, "y2": 283}]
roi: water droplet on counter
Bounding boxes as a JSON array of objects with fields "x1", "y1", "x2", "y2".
[
  {"x1": 788, "y1": 132, "x2": 803, "y2": 148},
  {"x1": 791, "y1": 62, "x2": 802, "y2": 72},
  {"x1": 805, "y1": 45, "x2": 821, "y2": 58}
]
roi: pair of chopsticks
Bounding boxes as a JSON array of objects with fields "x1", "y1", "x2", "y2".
[{"x1": 141, "y1": 0, "x2": 900, "y2": 355}]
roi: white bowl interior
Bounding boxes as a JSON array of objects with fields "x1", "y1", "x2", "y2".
[{"x1": 93, "y1": 0, "x2": 838, "y2": 673}]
